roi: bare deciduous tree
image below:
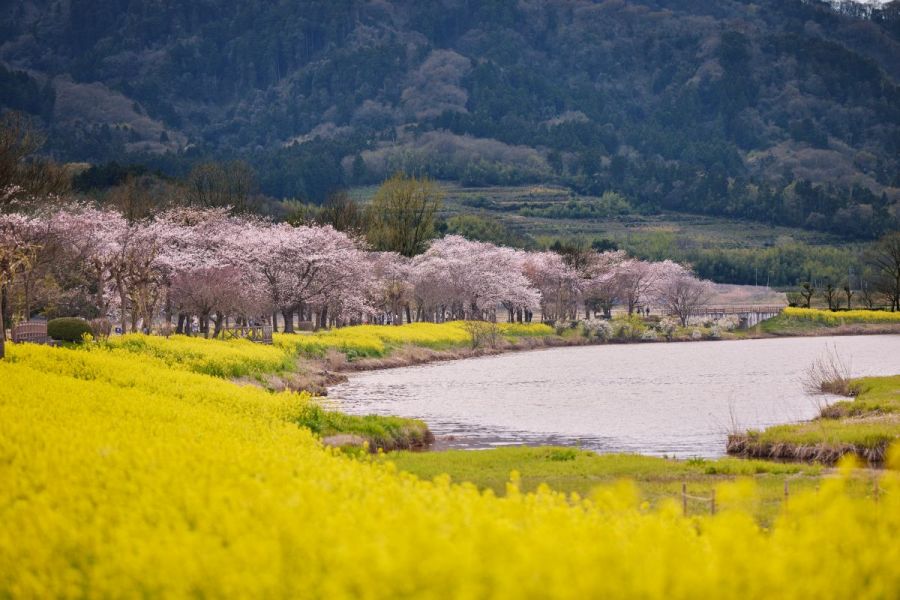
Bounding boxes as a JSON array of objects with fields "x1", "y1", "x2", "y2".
[
  {"x1": 367, "y1": 173, "x2": 442, "y2": 258},
  {"x1": 106, "y1": 175, "x2": 178, "y2": 223},
  {"x1": 866, "y1": 232, "x2": 900, "y2": 311},
  {"x1": 822, "y1": 282, "x2": 840, "y2": 311},
  {"x1": 0, "y1": 111, "x2": 70, "y2": 212},
  {"x1": 185, "y1": 160, "x2": 258, "y2": 213},
  {"x1": 798, "y1": 282, "x2": 815, "y2": 308},
  {"x1": 318, "y1": 191, "x2": 368, "y2": 235}
]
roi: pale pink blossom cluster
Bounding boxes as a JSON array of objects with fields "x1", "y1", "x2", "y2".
[{"x1": 2, "y1": 206, "x2": 707, "y2": 332}]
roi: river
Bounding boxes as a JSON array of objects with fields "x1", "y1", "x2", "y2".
[{"x1": 329, "y1": 335, "x2": 900, "y2": 457}]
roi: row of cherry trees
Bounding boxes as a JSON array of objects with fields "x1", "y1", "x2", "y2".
[{"x1": 1, "y1": 206, "x2": 711, "y2": 335}]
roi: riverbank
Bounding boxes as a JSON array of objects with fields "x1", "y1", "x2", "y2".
[
  {"x1": 727, "y1": 375, "x2": 900, "y2": 464},
  {"x1": 751, "y1": 308, "x2": 900, "y2": 338},
  {"x1": 306, "y1": 308, "x2": 900, "y2": 395},
  {"x1": 314, "y1": 320, "x2": 898, "y2": 460},
  {"x1": 297, "y1": 313, "x2": 900, "y2": 400}
]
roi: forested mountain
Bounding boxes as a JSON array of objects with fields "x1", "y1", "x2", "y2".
[{"x1": 2, "y1": 0, "x2": 899, "y2": 238}]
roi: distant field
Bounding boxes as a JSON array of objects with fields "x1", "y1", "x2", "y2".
[
  {"x1": 351, "y1": 182, "x2": 865, "y2": 287},
  {"x1": 350, "y1": 182, "x2": 851, "y2": 250}
]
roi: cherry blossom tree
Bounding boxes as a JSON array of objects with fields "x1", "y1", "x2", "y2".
[
  {"x1": 582, "y1": 250, "x2": 627, "y2": 318},
  {"x1": 245, "y1": 222, "x2": 373, "y2": 331},
  {"x1": 155, "y1": 207, "x2": 257, "y2": 335},
  {"x1": 413, "y1": 236, "x2": 539, "y2": 322},
  {"x1": 523, "y1": 251, "x2": 582, "y2": 323},
  {"x1": 654, "y1": 269, "x2": 714, "y2": 326},
  {"x1": 3, "y1": 203, "x2": 713, "y2": 336},
  {"x1": 48, "y1": 206, "x2": 129, "y2": 320},
  {"x1": 0, "y1": 213, "x2": 41, "y2": 358},
  {"x1": 613, "y1": 259, "x2": 687, "y2": 315},
  {"x1": 368, "y1": 252, "x2": 413, "y2": 324}
]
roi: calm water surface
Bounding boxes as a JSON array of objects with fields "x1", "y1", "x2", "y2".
[{"x1": 329, "y1": 335, "x2": 900, "y2": 457}]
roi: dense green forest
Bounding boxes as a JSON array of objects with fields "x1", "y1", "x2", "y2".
[{"x1": 1, "y1": 0, "x2": 899, "y2": 239}]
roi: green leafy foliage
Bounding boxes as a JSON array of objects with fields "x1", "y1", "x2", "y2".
[
  {"x1": 2, "y1": 0, "x2": 898, "y2": 237},
  {"x1": 46, "y1": 318, "x2": 92, "y2": 343}
]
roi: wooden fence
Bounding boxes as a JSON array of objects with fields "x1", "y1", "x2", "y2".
[
  {"x1": 677, "y1": 476, "x2": 885, "y2": 517},
  {"x1": 218, "y1": 325, "x2": 273, "y2": 345},
  {"x1": 11, "y1": 321, "x2": 55, "y2": 345}
]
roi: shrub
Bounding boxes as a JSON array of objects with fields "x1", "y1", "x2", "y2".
[
  {"x1": 613, "y1": 315, "x2": 646, "y2": 340},
  {"x1": 656, "y1": 318, "x2": 677, "y2": 341},
  {"x1": 714, "y1": 316, "x2": 740, "y2": 332},
  {"x1": 581, "y1": 319, "x2": 613, "y2": 341},
  {"x1": 641, "y1": 329, "x2": 658, "y2": 341},
  {"x1": 47, "y1": 317, "x2": 92, "y2": 343},
  {"x1": 803, "y1": 345, "x2": 856, "y2": 397},
  {"x1": 463, "y1": 320, "x2": 502, "y2": 349},
  {"x1": 89, "y1": 318, "x2": 112, "y2": 340},
  {"x1": 691, "y1": 329, "x2": 703, "y2": 340}
]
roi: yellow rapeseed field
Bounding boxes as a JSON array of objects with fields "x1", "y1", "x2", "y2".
[
  {"x1": 107, "y1": 333, "x2": 295, "y2": 377},
  {"x1": 1, "y1": 339, "x2": 899, "y2": 598},
  {"x1": 274, "y1": 321, "x2": 554, "y2": 357},
  {"x1": 783, "y1": 306, "x2": 900, "y2": 324}
]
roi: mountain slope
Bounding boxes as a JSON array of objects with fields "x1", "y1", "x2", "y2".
[{"x1": 1, "y1": 0, "x2": 899, "y2": 237}]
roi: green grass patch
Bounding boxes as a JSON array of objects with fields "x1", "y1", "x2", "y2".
[
  {"x1": 298, "y1": 403, "x2": 432, "y2": 451},
  {"x1": 823, "y1": 376, "x2": 900, "y2": 418},
  {"x1": 729, "y1": 375, "x2": 900, "y2": 463},
  {"x1": 381, "y1": 446, "x2": 828, "y2": 523},
  {"x1": 758, "y1": 314, "x2": 832, "y2": 335}
]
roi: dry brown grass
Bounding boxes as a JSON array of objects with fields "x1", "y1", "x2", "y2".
[
  {"x1": 725, "y1": 434, "x2": 887, "y2": 464},
  {"x1": 802, "y1": 345, "x2": 857, "y2": 397}
]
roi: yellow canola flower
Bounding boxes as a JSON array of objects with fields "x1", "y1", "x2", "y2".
[
  {"x1": 107, "y1": 333, "x2": 294, "y2": 377},
  {"x1": 274, "y1": 321, "x2": 554, "y2": 358},
  {"x1": 783, "y1": 307, "x2": 900, "y2": 324},
  {"x1": 0, "y1": 341, "x2": 898, "y2": 598}
]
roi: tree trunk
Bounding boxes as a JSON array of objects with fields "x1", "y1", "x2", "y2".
[
  {"x1": 0, "y1": 285, "x2": 6, "y2": 360},
  {"x1": 271, "y1": 311, "x2": 279, "y2": 333},
  {"x1": 23, "y1": 274, "x2": 31, "y2": 320},
  {"x1": 119, "y1": 287, "x2": 128, "y2": 334},
  {"x1": 95, "y1": 268, "x2": 106, "y2": 318},
  {"x1": 213, "y1": 312, "x2": 224, "y2": 338},
  {"x1": 164, "y1": 291, "x2": 173, "y2": 326},
  {"x1": 176, "y1": 313, "x2": 186, "y2": 334},
  {"x1": 282, "y1": 309, "x2": 294, "y2": 333}
]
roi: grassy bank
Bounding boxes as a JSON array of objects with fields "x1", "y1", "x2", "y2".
[
  {"x1": 273, "y1": 321, "x2": 555, "y2": 361},
  {"x1": 22, "y1": 334, "x2": 429, "y2": 452},
  {"x1": 273, "y1": 321, "x2": 572, "y2": 392},
  {"x1": 758, "y1": 307, "x2": 900, "y2": 337},
  {"x1": 728, "y1": 375, "x2": 900, "y2": 464},
  {"x1": 3, "y1": 340, "x2": 900, "y2": 596},
  {"x1": 382, "y1": 447, "x2": 837, "y2": 524}
]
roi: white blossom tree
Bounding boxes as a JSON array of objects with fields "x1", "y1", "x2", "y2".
[{"x1": 654, "y1": 269, "x2": 714, "y2": 326}]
